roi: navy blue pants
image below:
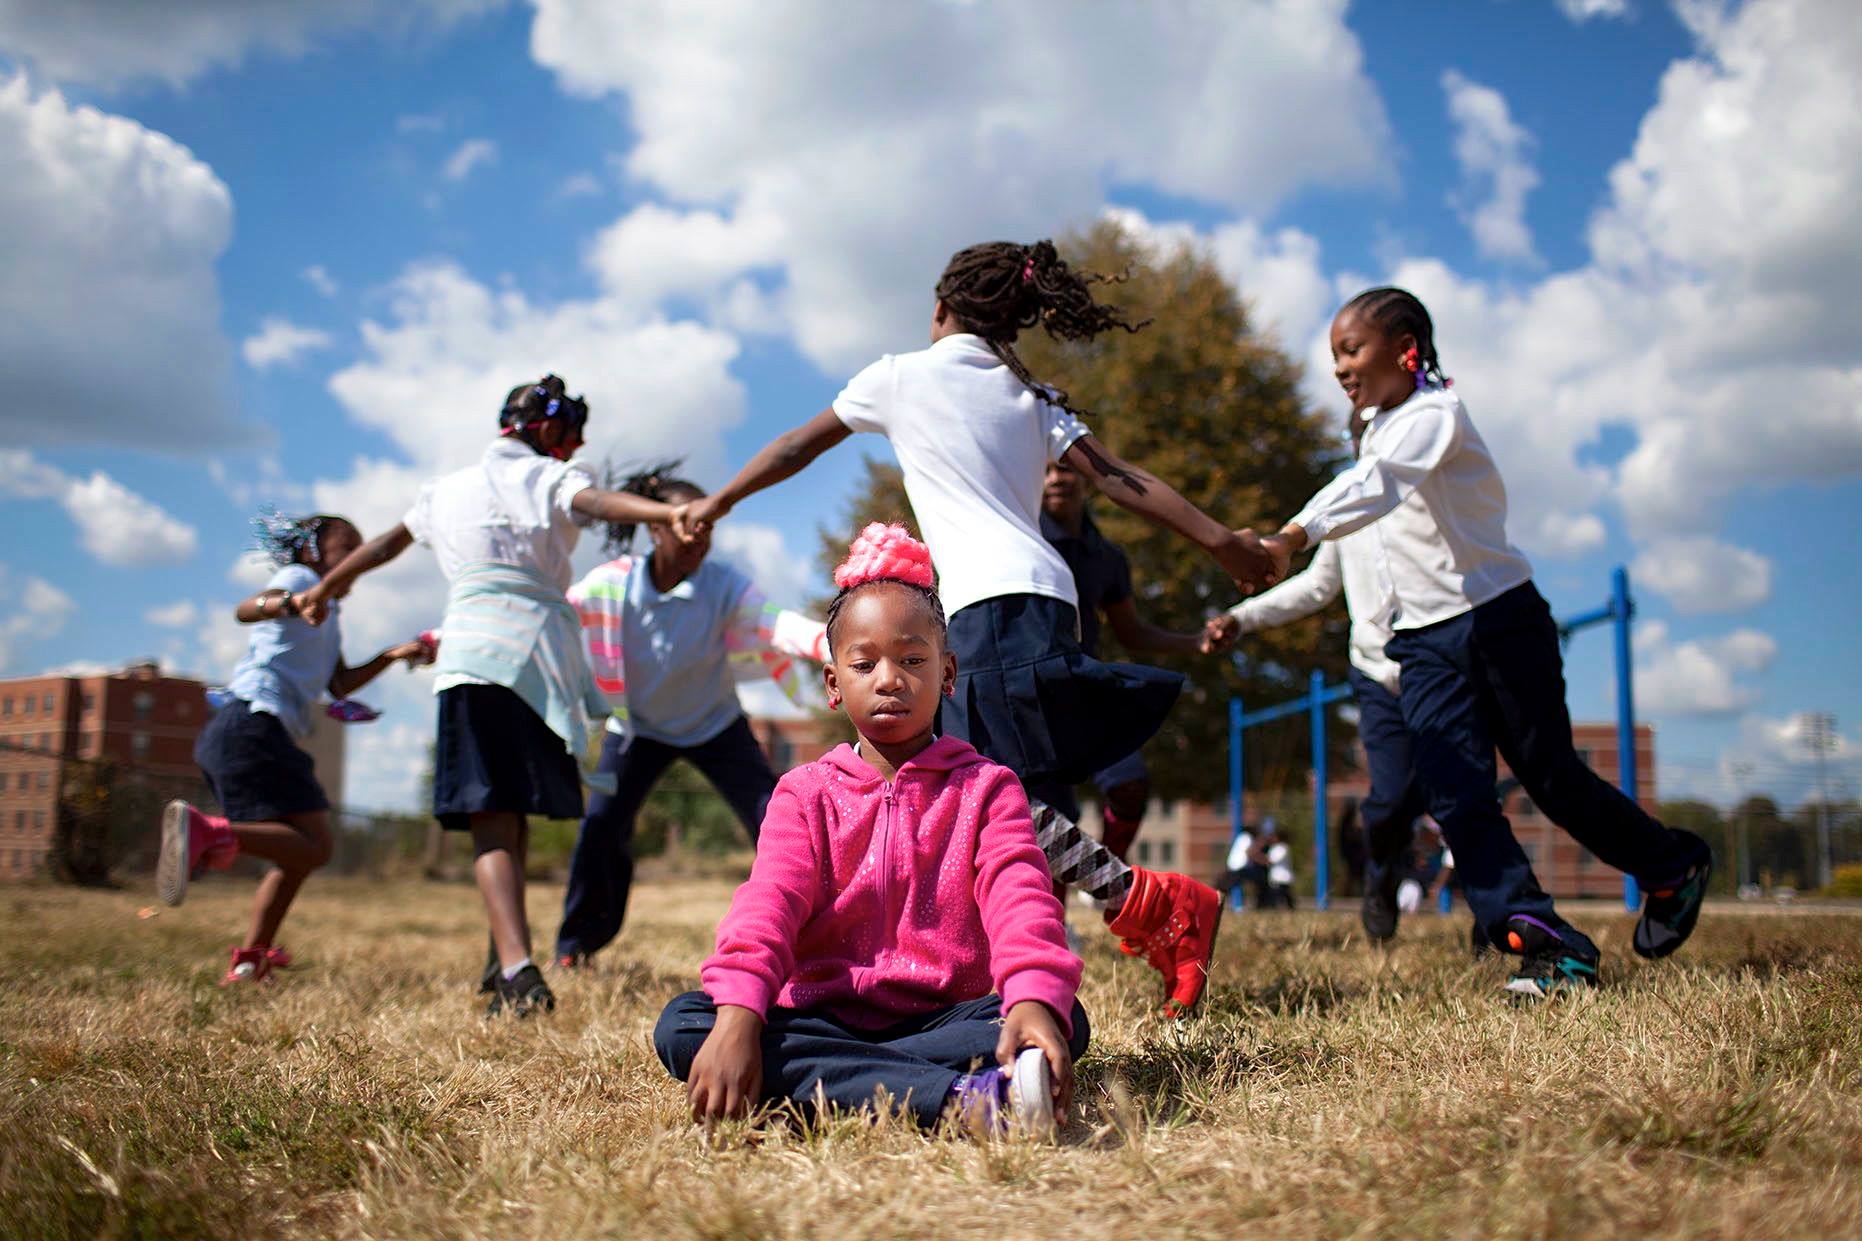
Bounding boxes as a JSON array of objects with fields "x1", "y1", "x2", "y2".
[
  {"x1": 1348, "y1": 668, "x2": 1429, "y2": 902},
  {"x1": 555, "y1": 716, "x2": 776, "y2": 959},
  {"x1": 1386, "y1": 583, "x2": 1706, "y2": 954},
  {"x1": 654, "y1": 991, "x2": 1091, "y2": 1127}
]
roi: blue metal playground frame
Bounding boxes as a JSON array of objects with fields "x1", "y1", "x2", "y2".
[{"x1": 1227, "y1": 566, "x2": 1643, "y2": 914}]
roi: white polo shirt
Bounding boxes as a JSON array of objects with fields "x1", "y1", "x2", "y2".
[
  {"x1": 832, "y1": 333, "x2": 1090, "y2": 618},
  {"x1": 1227, "y1": 532, "x2": 1402, "y2": 694},
  {"x1": 403, "y1": 437, "x2": 598, "y2": 593},
  {"x1": 1290, "y1": 388, "x2": 1532, "y2": 630}
]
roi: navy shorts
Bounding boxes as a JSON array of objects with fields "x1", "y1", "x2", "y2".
[
  {"x1": 194, "y1": 701, "x2": 329, "y2": 822},
  {"x1": 941, "y1": 594, "x2": 1182, "y2": 786},
  {"x1": 433, "y1": 684, "x2": 583, "y2": 830}
]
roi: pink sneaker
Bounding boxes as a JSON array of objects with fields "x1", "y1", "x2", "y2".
[
  {"x1": 220, "y1": 946, "x2": 273, "y2": 987},
  {"x1": 158, "y1": 800, "x2": 237, "y2": 906},
  {"x1": 265, "y1": 946, "x2": 294, "y2": 970}
]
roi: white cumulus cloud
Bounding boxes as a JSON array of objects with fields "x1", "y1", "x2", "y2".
[
  {"x1": 0, "y1": 74, "x2": 248, "y2": 451},
  {"x1": 442, "y1": 137, "x2": 497, "y2": 181},
  {"x1": 1556, "y1": 0, "x2": 1630, "y2": 21},
  {"x1": 302, "y1": 264, "x2": 339, "y2": 297},
  {"x1": 1632, "y1": 620, "x2": 1777, "y2": 716},
  {"x1": 242, "y1": 317, "x2": 335, "y2": 370},
  {"x1": 0, "y1": 566, "x2": 77, "y2": 671},
  {"x1": 1442, "y1": 70, "x2": 1541, "y2": 262},
  {"x1": 1633, "y1": 535, "x2": 1772, "y2": 614},
  {"x1": 0, "y1": 450, "x2": 198, "y2": 566},
  {"x1": 144, "y1": 600, "x2": 201, "y2": 628},
  {"x1": 530, "y1": 0, "x2": 1392, "y2": 373}
]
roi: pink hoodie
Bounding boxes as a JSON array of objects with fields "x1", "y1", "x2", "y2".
[{"x1": 701, "y1": 735, "x2": 1082, "y2": 1034}]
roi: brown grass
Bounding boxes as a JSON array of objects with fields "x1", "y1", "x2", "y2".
[{"x1": 3, "y1": 872, "x2": 1860, "y2": 1239}]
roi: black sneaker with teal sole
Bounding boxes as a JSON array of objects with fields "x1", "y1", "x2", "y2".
[
  {"x1": 1634, "y1": 845, "x2": 1712, "y2": 960},
  {"x1": 1501, "y1": 915, "x2": 1599, "y2": 1000},
  {"x1": 492, "y1": 963, "x2": 556, "y2": 1019}
]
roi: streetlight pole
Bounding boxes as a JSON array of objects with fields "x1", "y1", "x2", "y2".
[{"x1": 1801, "y1": 712, "x2": 1837, "y2": 891}]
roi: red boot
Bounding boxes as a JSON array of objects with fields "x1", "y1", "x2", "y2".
[{"x1": 1105, "y1": 866, "x2": 1223, "y2": 1017}]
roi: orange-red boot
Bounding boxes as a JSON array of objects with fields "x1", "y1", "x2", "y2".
[{"x1": 1105, "y1": 866, "x2": 1223, "y2": 1017}]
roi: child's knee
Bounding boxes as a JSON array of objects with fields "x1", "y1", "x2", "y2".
[{"x1": 653, "y1": 990, "x2": 716, "y2": 1077}]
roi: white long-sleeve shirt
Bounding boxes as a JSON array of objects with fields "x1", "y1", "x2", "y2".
[
  {"x1": 1226, "y1": 534, "x2": 1402, "y2": 693},
  {"x1": 1289, "y1": 387, "x2": 1531, "y2": 630}
]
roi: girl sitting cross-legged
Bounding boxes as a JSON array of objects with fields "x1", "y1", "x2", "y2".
[{"x1": 654, "y1": 524, "x2": 1086, "y2": 1138}]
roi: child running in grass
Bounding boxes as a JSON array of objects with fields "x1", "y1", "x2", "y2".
[
  {"x1": 159, "y1": 512, "x2": 434, "y2": 984},
  {"x1": 673, "y1": 240, "x2": 1279, "y2": 1016},
  {"x1": 293, "y1": 375, "x2": 687, "y2": 1017},
  {"x1": 554, "y1": 461, "x2": 828, "y2": 968},
  {"x1": 655, "y1": 524, "x2": 1084, "y2": 1136},
  {"x1": 1255, "y1": 287, "x2": 1712, "y2": 998}
]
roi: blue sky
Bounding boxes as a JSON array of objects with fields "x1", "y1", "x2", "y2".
[{"x1": 1, "y1": 0, "x2": 1857, "y2": 813}]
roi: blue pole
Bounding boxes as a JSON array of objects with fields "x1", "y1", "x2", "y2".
[
  {"x1": 1438, "y1": 881, "x2": 1453, "y2": 914},
  {"x1": 1310, "y1": 669, "x2": 1329, "y2": 912},
  {"x1": 1229, "y1": 697, "x2": 1246, "y2": 911},
  {"x1": 1614, "y1": 566, "x2": 1641, "y2": 912}
]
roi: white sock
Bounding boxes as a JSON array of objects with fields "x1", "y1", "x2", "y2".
[{"x1": 500, "y1": 956, "x2": 534, "y2": 981}]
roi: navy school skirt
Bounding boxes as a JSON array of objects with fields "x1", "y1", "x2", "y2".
[
  {"x1": 941, "y1": 594, "x2": 1182, "y2": 787},
  {"x1": 433, "y1": 684, "x2": 584, "y2": 830},
  {"x1": 194, "y1": 700, "x2": 330, "y2": 823}
]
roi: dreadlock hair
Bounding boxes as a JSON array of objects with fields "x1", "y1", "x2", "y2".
[
  {"x1": 934, "y1": 240, "x2": 1147, "y2": 422},
  {"x1": 602, "y1": 458, "x2": 704, "y2": 554},
  {"x1": 823, "y1": 523, "x2": 946, "y2": 658},
  {"x1": 1340, "y1": 287, "x2": 1450, "y2": 389},
  {"x1": 252, "y1": 508, "x2": 353, "y2": 568}
]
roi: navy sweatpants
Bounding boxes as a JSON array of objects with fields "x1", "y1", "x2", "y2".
[
  {"x1": 654, "y1": 991, "x2": 1091, "y2": 1126},
  {"x1": 1348, "y1": 667, "x2": 1429, "y2": 901},
  {"x1": 555, "y1": 715, "x2": 776, "y2": 959},
  {"x1": 1385, "y1": 582, "x2": 1707, "y2": 954}
]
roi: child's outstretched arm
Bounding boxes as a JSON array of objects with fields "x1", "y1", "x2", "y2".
[
  {"x1": 327, "y1": 639, "x2": 434, "y2": 699},
  {"x1": 569, "y1": 488, "x2": 680, "y2": 527},
  {"x1": 1204, "y1": 538, "x2": 1343, "y2": 649},
  {"x1": 671, "y1": 409, "x2": 850, "y2": 538},
  {"x1": 1060, "y1": 434, "x2": 1280, "y2": 595},
  {"x1": 297, "y1": 524, "x2": 414, "y2": 624}
]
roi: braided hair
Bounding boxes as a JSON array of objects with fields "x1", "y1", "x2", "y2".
[
  {"x1": 252, "y1": 508, "x2": 352, "y2": 568},
  {"x1": 934, "y1": 239, "x2": 1147, "y2": 422},
  {"x1": 602, "y1": 458, "x2": 704, "y2": 554},
  {"x1": 824, "y1": 523, "x2": 946, "y2": 657},
  {"x1": 1340, "y1": 287, "x2": 1450, "y2": 389}
]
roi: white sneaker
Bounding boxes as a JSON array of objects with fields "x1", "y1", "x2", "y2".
[
  {"x1": 1006, "y1": 1047, "x2": 1056, "y2": 1140},
  {"x1": 158, "y1": 799, "x2": 191, "y2": 906}
]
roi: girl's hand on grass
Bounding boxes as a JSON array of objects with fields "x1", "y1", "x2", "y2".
[
  {"x1": 687, "y1": 1004, "x2": 764, "y2": 1123},
  {"x1": 996, "y1": 1000, "x2": 1074, "y2": 1126}
]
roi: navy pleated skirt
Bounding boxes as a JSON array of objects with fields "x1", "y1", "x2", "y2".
[
  {"x1": 194, "y1": 700, "x2": 329, "y2": 822},
  {"x1": 433, "y1": 684, "x2": 583, "y2": 830},
  {"x1": 941, "y1": 594, "x2": 1182, "y2": 786}
]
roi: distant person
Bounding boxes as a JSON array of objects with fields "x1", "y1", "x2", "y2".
[
  {"x1": 158, "y1": 511, "x2": 433, "y2": 984},
  {"x1": 554, "y1": 461, "x2": 828, "y2": 969},
  {"x1": 295, "y1": 375, "x2": 688, "y2": 1017},
  {"x1": 1254, "y1": 288, "x2": 1712, "y2": 997},
  {"x1": 656, "y1": 526, "x2": 1082, "y2": 1136}
]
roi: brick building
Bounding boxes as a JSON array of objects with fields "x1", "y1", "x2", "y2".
[
  {"x1": 0, "y1": 661, "x2": 346, "y2": 881},
  {"x1": 1122, "y1": 721, "x2": 1658, "y2": 899}
]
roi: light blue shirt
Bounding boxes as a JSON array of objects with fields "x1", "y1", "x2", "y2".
[
  {"x1": 225, "y1": 564, "x2": 342, "y2": 740},
  {"x1": 621, "y1": 558, "x2": 751, "y2": 747}
]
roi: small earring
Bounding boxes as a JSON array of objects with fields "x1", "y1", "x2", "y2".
[
  {"x1": 827, "y1": 692, "x2": 841, "y2": 710},
  {"x1": 1400, "y1": 345, "x2": 1419, "y2": 373}
]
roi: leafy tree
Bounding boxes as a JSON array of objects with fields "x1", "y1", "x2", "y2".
[{"x1": 818, "y1": 219, "x2": 1348, "y2": 800}]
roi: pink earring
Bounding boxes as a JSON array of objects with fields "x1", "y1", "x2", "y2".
[{"x1": 828, "y1": 691, "x2": 842, "y2": 710}]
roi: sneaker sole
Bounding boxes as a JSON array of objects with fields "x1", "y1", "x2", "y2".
[
  {"x1": 1007, "y1": 1047, "x2": 1055, "y2": 1139},
  {"x1": 157, "y1": 800, "x2": 189, "y2": 906}
]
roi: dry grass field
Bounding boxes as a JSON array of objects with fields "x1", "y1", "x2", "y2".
[{"x1": 3, "y1": 868, "x2": 1861, "y2": 1239}]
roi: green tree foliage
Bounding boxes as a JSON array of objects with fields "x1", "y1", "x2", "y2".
[{"x1": 817, "y1": 219, "x2": 1350, "y2": 800}]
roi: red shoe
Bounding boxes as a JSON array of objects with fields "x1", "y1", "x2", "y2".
[
  {"x1": 1105, "y1": 866, "x2": 1223, "y2": 1017},
  {"x1": 220, "y1": 946, "x2": 273, "y2": 987},
  {"x1": 265, "y1": 946, "x2": 294, "y2": 970},
  {"x1": 158, "y1": 800, "x2": 237, "y2": 907}
]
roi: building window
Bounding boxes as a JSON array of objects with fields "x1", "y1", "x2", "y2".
[
  {"x1": 21, "y1": 697, "x2": 33, "y2": 717},
  {"x1": 42, "y1": 693, "x2": 53, "y2": 713},
  {"x1": 2, "y1": 698, "x2": 10, "y2": 716},
  {"x1": 132, "y1": 733, "x2": 151, "y2": 760},
  {"x1": 82, "y1": 692, "x2": 95, "y2": 714},
  {"x1": 32, "y1": 810, "x2": 44, "y2": 829},
  {"x1": 36, "y1": 771, "x2": 49, "y2": 790},
  {"x1": 0, "y1": 773, "x2": 7, "y2": 792},
  {"x1": 12, "y1": 812, "x2": 21, "y2": 830},
  {"x1": 133, "y1": 692, "x2": 155, "y2": 721},
  {"x1": 1159, "y1": 840, "x2": 1176, "y2": 865},
  {"x1": 1137, "y1": 840, "x2": 1153, "y2": 865}
]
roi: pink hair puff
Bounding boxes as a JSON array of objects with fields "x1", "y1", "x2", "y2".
[{"x1": 834, "y1": 522, "x2": 935, "y2": 592}]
